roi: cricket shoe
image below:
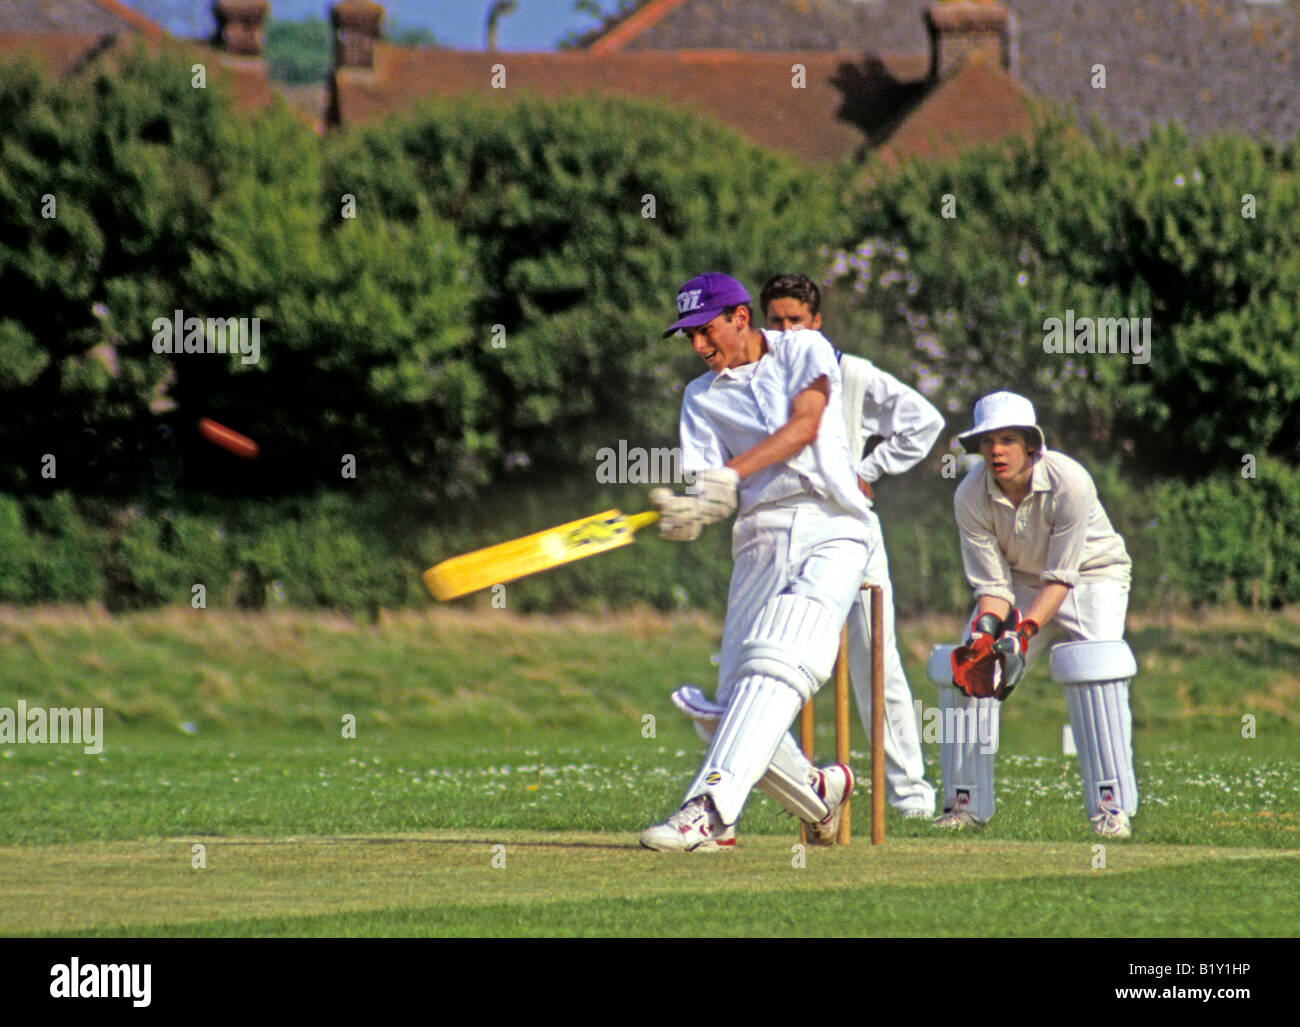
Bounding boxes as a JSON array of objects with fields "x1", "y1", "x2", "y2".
[
  {"x1": 932, "y1": 800, "x2": 985, "y2": 829},
  {"x1": 640, "y1": 796, "x2": 734, "y2": 852},
  {"x1": 1090, "y1": 802, "x2": 1132, "y2": 839},
  {"x1": 899, "y1": 808, "x2": 934, "y2": 821},
  {"x1": 803, "y1": 763, "x2": 855, "y2": 846}
]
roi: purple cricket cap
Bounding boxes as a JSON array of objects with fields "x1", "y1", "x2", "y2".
[{"x1": 662, "y1": 273, "x2": 751, "y2": 338}]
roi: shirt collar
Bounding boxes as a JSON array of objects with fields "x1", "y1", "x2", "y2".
[
  {"x1": 1029, "y1": 452, "x2": 1051, "y2": 492},
  {"x1": 707, "y1": 347, "x2": 767, "y2": 387},
  {"x1": 983, "y1": 452, "x2": 1049, "y2": 504}
]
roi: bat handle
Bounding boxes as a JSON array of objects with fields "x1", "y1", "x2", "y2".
[{"x1": 626, "y1": 511, "x2": 660, "y2": 532}]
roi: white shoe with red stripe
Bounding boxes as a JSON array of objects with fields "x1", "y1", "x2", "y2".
[
  {"x1": 1090, "y1": 802, "x2": 1132, "y2": 839},
  {"x1": 640, "y1": 796, "x2": 734, "y2": 852},
  {"x1": 932, "y1": 792, "x2": 986, "y2": 829},
  {"x1": 804, "y1": 763, "x2": 855, "y2": 846}
]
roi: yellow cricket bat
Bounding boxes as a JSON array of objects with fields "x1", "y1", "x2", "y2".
[{"x1": 423, "y1": 509, "x2": 660, "y2": 601}]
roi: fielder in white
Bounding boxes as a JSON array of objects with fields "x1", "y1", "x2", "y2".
[
  {"x1": 759, "y1": 273, "x2": 941, "y2": 818},
  {"x1": 642, "y1": 272, "x2": 877, "y2": 852},
  {"x1": 934, "y1": 391, "x2": 1137, "y2": 838}
]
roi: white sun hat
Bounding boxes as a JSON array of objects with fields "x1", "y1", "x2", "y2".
[{"x1": 956, "y1": 391, "x2": 1047, "y2": 454}]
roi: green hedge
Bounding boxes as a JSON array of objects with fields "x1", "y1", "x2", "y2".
[
  {"x1": 835, "y1": 118, "x2": 1300, "y2": 480},
  {"x1": 2, "y1": 53, "x2": 1298, "y2": 612},
  {"x1": 0, "y1": 51, "x2": 844, "y2": 503},
  {"x1": 0, "y1": 493, "x2": 102, "y2": 603},
  {"x1": 0, "y1": 492, "x2": 424, "y2": 613},
  {"x1": 1143, "y1": 459, "x2": 1300, "y2": 608},
  {"x1": 10, "y1": 460, "x2": 1296, "y2": 614}
]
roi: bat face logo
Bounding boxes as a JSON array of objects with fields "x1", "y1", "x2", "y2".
[
  {"x1": 563, "y1": 516, "x2": 627, "y2": 549},
  {"x1": 426, "y1": 508, "x2": 655, "y2": 601}
]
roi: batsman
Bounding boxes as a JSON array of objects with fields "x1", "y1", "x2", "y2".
[
  {"x1": 641, "y1": 272, "x2": 876, "y2": 851},
  {"x1": 760, "y1": 273, "x2": 942, "y2": 819},
  {"x1": 937, "y1": 391, "x2": 1138, "y2": 838}
]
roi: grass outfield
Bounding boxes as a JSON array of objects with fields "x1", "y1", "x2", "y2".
[{"x1": 1, "y1": 605, "x2": 1297, "y2": 937}]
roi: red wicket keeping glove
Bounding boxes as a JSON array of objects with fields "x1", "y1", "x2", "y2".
[{"x1": 950, "y1": 612, "x2": 1004, "y2": 699}]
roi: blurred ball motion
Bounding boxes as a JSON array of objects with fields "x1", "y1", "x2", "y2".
[{"x1": 198, "y1": 417, "x2": 259, "y2": 459}]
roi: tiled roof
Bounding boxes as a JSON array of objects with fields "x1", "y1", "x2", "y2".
[
  {"x1": 0, "y1": 35, "x2": 272, "y2": 115},
  {"x1": 585, "y1": 0, "x2": 919, "y2": 52},
  {"x1": 581, "y1": 0, "x2": 1300, "y2": 143},
  {"x1": 0, "y1": 0, "x2": 164, "y2": 37},
  {"x1": 0, "y1": 31, "x2": 116, "y2": 75},
  {"x1": 874, "y1": 53, "x2": 1035, "y2": 166},
  {"x1": 584, "y1": 0, "x2": 689, "y2": 53},
  {"x1": 1015, "y1": 0, "x2": 1299, "y2": 144},
  {"x1": 88, "y1": 0, "x2": 165, "y2": 39},
  {"x1": 332, "y1": 44, "x2": 938, "y2": 164}
]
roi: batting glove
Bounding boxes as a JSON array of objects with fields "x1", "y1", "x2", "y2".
[
  {"x1": 991, "y1": 610, "x2": 1038, "y2": 699},
  {"x1": 690, "y1": 468, "x2": 739, "y2": 524},
  {"x1": 649, "y1": 487, "x2": 703, "y2": 542}
]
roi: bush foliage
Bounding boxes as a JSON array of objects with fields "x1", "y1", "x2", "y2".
[
  {"x1": 322, "y1": 93, "x2": 847, "y2": 488},
  {"x1": 832, "y1": 117, "x2": 1300, "y2": 478},
  {"x1": 0, "y1": 52, "x2": 1295, "y2": 611}
]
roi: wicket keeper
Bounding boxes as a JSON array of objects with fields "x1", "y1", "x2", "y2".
[{"x1": 939, "y1": 391, "x2": 1137, "y2": 838}]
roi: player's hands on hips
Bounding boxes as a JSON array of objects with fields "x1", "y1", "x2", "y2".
[
  {"x1": 649, "y1": 488, "x2": 703, "y2": 542},
  {"x1": 991, "y1": 609, "x2": 1038, "y2": 699},
  {"x1": 951, "y1": 612, "x2": 1003, "y2": 699}
]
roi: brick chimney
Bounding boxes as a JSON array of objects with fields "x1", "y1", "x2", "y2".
[
  {"x1": 332, "y1": 0, "x2": 385, "y2": 70},
  {"x1": 925, "y1": 1, "x2": 1013, "y2": 81},
  {"x1": 213, "y1": 0, "x2": 269, "y2": 57}
]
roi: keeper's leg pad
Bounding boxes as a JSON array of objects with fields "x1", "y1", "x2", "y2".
[
  {"x1": 1053, "y1": 641, "x2": 1138, "y2": 818},
  {"x1": 737, "y1": 593, "x2": 842, "y2": 704},
  {"x1": 684, "y1": 674, "x2": 803, "y2": 826},
  {"x1": 755, "y1": 731, "x2": 831, "y2": 823},
  {"x1": 935, "y1": 681, "x2": 999, "y2": 822},
  {"x1": 927, "y1": 644, "x2": 959, "y2": 686},
  {"x1": 1049, "y1": 640, "x2": 1137, "y2": 684}
]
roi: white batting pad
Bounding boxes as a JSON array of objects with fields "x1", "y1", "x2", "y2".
[
  {"x1": 936, "y1": 681, "x2": 998, "y2": 822},
  {"x1": 1050, "y1": 640, "x2": 1138, "y2": 684},
  {"x1": 1065, "y1": 680, "x2": 1138, "y2": 817},
  {"x1": 927, "y1": 644, "x2": 959, "y2": 685},
  {"x1": 755, "y1": 732, "x2": 831, "y2": 823},
  {"x1": 684, "y1": 674, "x2": 803, "y2": 825},
  {"x1": 737, "y1": 592, "x2": 842, "y2": 703}
]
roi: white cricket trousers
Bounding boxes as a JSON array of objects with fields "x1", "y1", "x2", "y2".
[
  {"x1": 844, "y1": 539, "x2": 936, "y2": 815},
  {"x1": 691, "y1": 497, "x2": 873, "y2": 823}
]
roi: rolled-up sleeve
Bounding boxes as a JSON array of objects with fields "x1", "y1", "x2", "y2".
[
  {"x1": 1041, "y1": 470, "x2": 1094, "y2": 588},
  {"x1": 780, "y1": 329, "x2": 839, "y2": 399},
  {"x1": 954, "y1": 479, "x2": 1015, "y2": 605}
]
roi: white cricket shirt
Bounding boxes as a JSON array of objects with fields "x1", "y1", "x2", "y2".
[
  {"x1": 838, "y1": 353, "x2": 944, "y2": 482},
  {"x1": 679, "y1": 328, "x2": 870, "y2": 518},
  {"x1": 953, "y1": 449, "x2": 1132, "y2": 604}
]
